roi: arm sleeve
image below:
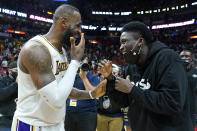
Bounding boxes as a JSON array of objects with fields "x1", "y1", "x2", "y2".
[
  {"x1": 128, "y1": 53, "x2": 187, "y2": 115},
  {"x1": 38, "y1": 60, "x2": 80, "y2": 110}
]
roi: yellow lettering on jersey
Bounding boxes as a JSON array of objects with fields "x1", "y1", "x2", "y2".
[{"x1": 55, "y1": 60, "x2": 68, "y2": 75}]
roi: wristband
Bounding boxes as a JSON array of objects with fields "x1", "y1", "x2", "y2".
[{"x1": 89, "y1": 90, "x2": 94, "y2": 99}]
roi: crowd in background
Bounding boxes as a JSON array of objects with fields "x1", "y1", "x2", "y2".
[
  {"x1": 0, "y1": 21, "x2": 197, "y2": 76},
  {"x1": 0, "y1": 0, "x2": 197, "y2": 75},
  {"x1": 1, "y1": 23, "x2": 197, "y2": 76}
]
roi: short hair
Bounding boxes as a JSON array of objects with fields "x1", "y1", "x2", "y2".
[
  {"x1": 53, "y1": 4, "x2": 79, "y2": 23},
  {"x1": 122, "y1": 21, "x2": 153, "y2": 44},
  {"x1": 181, "y1": 49, "x2": 192, "y2": 56},
  {"x1": 182, "y1": 49, "x2": 192, "y2": 53}
]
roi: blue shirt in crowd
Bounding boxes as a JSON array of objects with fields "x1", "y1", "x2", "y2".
[{"x1": 66, "y1": 72, "x2": 100, "y2": 113}]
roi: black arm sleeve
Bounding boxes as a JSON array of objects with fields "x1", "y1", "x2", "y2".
[{"x1": 128, "y1": 52, "x2": 187, "y2": 115}]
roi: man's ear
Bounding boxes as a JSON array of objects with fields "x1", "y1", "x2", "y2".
[
  {"x1": 138, "y1": 38, "x2": 144, "y2": 47},
  {"x1": 60, "y1": 17, "x2": 69, "y2": 29}
]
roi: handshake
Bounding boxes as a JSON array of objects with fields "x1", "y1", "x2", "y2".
[
  {"x1": 86, "y1": 59, "x2": 134, "y2": 99},
  {"x1": 98, "y1": 60, "x2": 134, "y2": 95}
]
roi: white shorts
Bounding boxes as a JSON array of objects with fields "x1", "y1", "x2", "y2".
[{"x1": 11, "y1": 117, "x2": 64, "y2": 131}]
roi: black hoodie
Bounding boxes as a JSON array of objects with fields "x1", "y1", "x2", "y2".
[
  {"x1": 186, "y1": 66, "x2": 197, "y2": 127},
  {"x1": 107, "y1": 41, "x2": 193, "y2": 131}
]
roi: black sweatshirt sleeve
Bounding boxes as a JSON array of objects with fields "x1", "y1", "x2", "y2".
[
  {"x1": 129, "y1": 51, "x2": 187, "y2": 115},
  {"x1": 106, "y1": 78, "x2": 129, "y2": 108},
  {"x1": 0, "y1": 77, "x2": 17, "y2": 101}
]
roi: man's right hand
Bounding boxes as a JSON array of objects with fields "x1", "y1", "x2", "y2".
[
  {"x1": 98, "y1": 60, "x2": 112, "y2": 79},
  {"x1": 70, "y1": 33, "x2": 85, "y2": 61}
]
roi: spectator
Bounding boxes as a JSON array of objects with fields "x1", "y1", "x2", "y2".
[
  {"x1": 180, "y1": 50, "x2": 197, "y2": 130},
  {"x1": 0, "y1": 61, "x2": 18, "y2": 131},
  {"x1": 1, "y1": 58, "x2": 8, "y2": 76},
  {"x1": 97, "y1": 64, "x2": 123, "y2": 131},
  {"x1": 65, "y1": 58, "x2": 100, "y2": 131}
]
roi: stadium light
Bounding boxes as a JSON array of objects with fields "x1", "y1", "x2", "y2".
[
  {"x1": 185, "y1": 4, "x2": 188, "y2": 8},
  {"x1": 162, "y1": 8, "x2": 166, "y2": 11},
  {"x1": 47, "y1": 11, "x2": 53, "y2": 15},
  {"x1": 114, "y1": 12, "x2": 120, "y2": 15},
  {"x1": 153, "y1": 10, "x2": 157, "y2": 13},
  {"x1": 101, "y1": 27, "x2": 107, "y2": 31},
  {"x1": 121, "y1": 12, "x2": 132, "y2": 15},
  {"x1": 190, "y1": 36, "x2": 197, "y2": 39},
  {"x1": 7, "y1": 30, "x2": 26, "y2": 34},
  {"x1": 191, "y1": 2, "x2": 197, "y2": 5},
  {"x1": 89, "y1": 40, "x2": 98, "y2": 44},
  {"x1": 171, "y1": 7, "x2": 175, "y2": 10},
  {"x1": 181, "y1": 5, "x2": 185, "y2": 8},
  {"x1": 190, "y1": 35, "x2": 197, "y2": 39}
]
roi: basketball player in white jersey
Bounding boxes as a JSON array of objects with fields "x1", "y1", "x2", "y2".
[{"x1": 11, "y1": 4, "x2": 107, "y2": 131}]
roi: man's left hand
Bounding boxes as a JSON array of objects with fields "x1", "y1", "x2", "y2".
[{"x1": 115, "y1": 75, "x2": 134, "y2": 94}]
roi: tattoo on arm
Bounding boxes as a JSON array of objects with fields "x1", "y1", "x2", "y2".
[
  {"x1": 69, "y1": 88, "x2": 90, "y2": 100},
  {"x1": 21, "y1": 41, "x2": 55, "y2": 89}
]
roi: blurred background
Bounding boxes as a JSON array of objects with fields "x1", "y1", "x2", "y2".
[{"x1": 0, "y1": 0, "x2": 197, "y2": 75}]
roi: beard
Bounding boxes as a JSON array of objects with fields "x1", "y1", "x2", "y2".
[
  {"x1": 60, "y1": 26, "x2": 73, "y2": 49},
  {"x1": 123, "y1": 50, "x2": 140, "y2": 65}
]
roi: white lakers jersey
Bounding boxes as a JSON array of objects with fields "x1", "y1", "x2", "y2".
[{"x1": 14, "y1": 35, "x2": 68, "y2": 126}]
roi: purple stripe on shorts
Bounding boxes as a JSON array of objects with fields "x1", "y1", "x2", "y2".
[{"x1": 17, "y1": 120, "x2": 31, "y2": 131}]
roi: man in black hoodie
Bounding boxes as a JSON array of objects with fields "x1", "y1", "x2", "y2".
[
  {"x1": 100, "y1": 21, "x2": 193, "y2": 131},
  {"x1": 180, "y1": 50, "x2": 197, "y2": 129}
]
